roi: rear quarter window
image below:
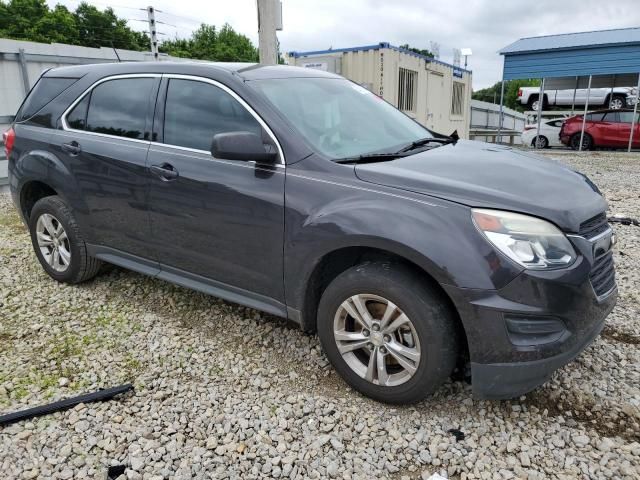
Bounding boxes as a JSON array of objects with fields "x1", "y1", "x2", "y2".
[{"x1": 16, "y1": 77, "x2": 78, "y2": 121}]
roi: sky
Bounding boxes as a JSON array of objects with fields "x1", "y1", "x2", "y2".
[{"x1": 52, "y1": 0, "x2": 640, "y2": 90}]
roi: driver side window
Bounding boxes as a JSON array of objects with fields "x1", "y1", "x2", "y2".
[{"x1": 163, "y1": 79, "x2": 262, "y2": 152}]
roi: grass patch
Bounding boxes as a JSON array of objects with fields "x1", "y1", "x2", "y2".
[{"x1": 0, "y1": 210, "x2": 25, "y2": 234}]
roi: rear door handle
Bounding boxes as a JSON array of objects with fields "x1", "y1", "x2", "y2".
[
  {"x1": 150, "y1": 163, "x2": 179, "y2": 181},
  {"x1": 61, "y1": 141, "x2": 81, "y2": 155}
]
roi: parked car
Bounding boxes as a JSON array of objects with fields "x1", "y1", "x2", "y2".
[
  {"x1": 518, "y1": 86, "x2": 636, "y2": 111},
  {"x1": 560, "y1": 109, "x2": 640, "y2": 150},
  {"x1": 521, "y1": 118, "x2": 565, "y2": 148},
  {"x1": 5, "y1": 63, "x2": 616, "y2": 404}
]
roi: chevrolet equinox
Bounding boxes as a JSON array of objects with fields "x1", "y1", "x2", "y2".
[{"x1": 4, "y1": 63, "x2": 617, "y2": 404}]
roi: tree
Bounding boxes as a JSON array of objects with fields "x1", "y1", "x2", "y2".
[
  {"x1": 399, "y1": 44, "x2": 434, "y2": 58},
  {"x1": 160, "y1": 23, "x2": 258, "y2": 62},
  {"x1": 0, "y1": 0, "x2": 148, "y2": 51},
  {"x1": 473, "y1": 79, "x2": 540, "y2": 111},
  {"x1": 0, "y1": 1, "x2": 259, "y2": 62},
  {"x1": 33, "y1": 5, "x2": 79, "y2": 45},
  {"x1": 0, "y1": 0, "x2": 50, "y2": 41},
  {"x1": 73, "y1": 2, "x2": 147, "y2": 50}
]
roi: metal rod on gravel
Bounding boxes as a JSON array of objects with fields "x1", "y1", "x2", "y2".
[{"x1": 0, "y1": 384, "x2": 134, "y2": 427}]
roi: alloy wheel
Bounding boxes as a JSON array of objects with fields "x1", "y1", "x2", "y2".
[
  {"x1": 36, "y1": 213, "x2": 71, "y2": 272},
  {"x1": 609, "y1": 98, "x2": 624, "y2": 109},
  {"x1": 333, "y1": 294, "x2": 421, "y2": 387},
  {"x1": 534, "y1": 136, "x2": 548, "y2": 149}
]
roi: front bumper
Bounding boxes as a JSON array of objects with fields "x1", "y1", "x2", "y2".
[{"x1": 443, "y1": 240, "x2": 617, "y2": 399}]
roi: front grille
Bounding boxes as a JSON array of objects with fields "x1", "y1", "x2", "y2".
[
  {"x1": 579, "y1": 212, "x2": 609, "y2": 238},
  {"x1": 589, "y1": 251, "x2": 616, "y2": 297}
]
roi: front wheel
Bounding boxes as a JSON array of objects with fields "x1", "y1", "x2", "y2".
[
  {"x1": 609, "y1": 95, "x2": 626, "y2": 110},
  {"x1": 317, "y1": 262, "x2": 459, "y2": 404}
]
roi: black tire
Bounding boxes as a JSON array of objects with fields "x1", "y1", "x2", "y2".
[
  {"x1": 608, "y1": 94, "x2": 626, "y2": 110},
  {"x1": 528, "y1": 95, "x2": 546, "y2": 111},
  {"x1": 532, "y1": 135, "x2": 548, "y2": 149},
  {"x1": 570, "y1": 133, "x2": 593, "y2": 151},
  {"x1": 29, "y1": 196, "x2": 102, "y2": 284},
  {"x1": 317, "y1": 262, "x2": 459, "y2": 404}
]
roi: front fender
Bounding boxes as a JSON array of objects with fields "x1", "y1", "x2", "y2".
[{"x1": 284, "y1": 163, "x2": 524, "y2": 315}]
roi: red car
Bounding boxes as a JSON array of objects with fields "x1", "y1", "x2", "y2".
[{"x1": 560, "y1": 109, "x2": 640, "y2": 150}]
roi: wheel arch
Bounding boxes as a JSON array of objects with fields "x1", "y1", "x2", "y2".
[
  {"x1": 298, "y1": 244, "x2": 470, "y2": 364},
  {"x1": 19, "y1": 180, "x2": 59, "y2": 221},
  {"x1": 604, "y1": 92, "x2": 625, "y2": 104},
  {"x1": 528, "y1": 93, "x2": 547, "y2": 104}
]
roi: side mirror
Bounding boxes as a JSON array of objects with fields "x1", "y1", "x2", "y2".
[{"x1": 211, "y1": 131, "x2": 278, "y2": 163}]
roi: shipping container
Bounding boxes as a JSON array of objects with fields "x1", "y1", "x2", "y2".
[{"x1": 287, "y1": 43, "x2": 473, "y2": 138}]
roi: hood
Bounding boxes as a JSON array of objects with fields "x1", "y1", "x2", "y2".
[{"x1": 354, "y1": 140, "x2": 607, "y2": 233}]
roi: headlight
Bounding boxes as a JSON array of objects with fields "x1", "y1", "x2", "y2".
[{"x1": 472, "y1": 209, "x2": 577, "y2": 269}]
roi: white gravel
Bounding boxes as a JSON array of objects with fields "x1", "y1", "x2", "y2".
[{"x1": 0, "y1": 150, "x2": 639, "y2": 479}]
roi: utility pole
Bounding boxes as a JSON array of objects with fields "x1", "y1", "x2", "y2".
[
  {"x1": 257, "y1": 0, "x2": 282, "y2": 65},
  {"x1": 147, "y1": 6, "x2": 159, "y2": 61}
]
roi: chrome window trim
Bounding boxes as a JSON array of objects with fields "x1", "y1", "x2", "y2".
[
  {"x1": 60, "y1": 74, "x2": 161, "y2": 145},
  {"x1": 60, "y1": 73, "x2": 285, "y2": 167},
  {"x1": 147, "y1": 142, "x2": 283, "y2": 169},
  {"x1": 158, "y1": 74, "x2": 285, "y2": 165},
  {"x1": 148, "y1": 145, "x2": 284, "y2": 173}
]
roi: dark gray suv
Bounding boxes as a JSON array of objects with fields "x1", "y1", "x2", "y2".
[{"x1": 5, "y1": 62, "x2": 617, "y2": 404}]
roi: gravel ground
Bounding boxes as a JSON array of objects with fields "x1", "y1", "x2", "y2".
[{"x1": 0, "y1": 150, "x2": 639, "y2": 480}]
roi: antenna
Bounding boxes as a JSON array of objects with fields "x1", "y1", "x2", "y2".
[{"x1": 110, "y1": 41, "x2": 122, "y2": 62}]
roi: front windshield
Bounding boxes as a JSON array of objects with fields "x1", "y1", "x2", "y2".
[{"x1": 249, "y1": 77, "x2": 431, "y2": 159}]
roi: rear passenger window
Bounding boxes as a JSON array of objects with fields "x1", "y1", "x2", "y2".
[
  {"x1": 585, "y1": 113, "x2": 605, "y2": 122},
  {"x1": 66, "y1": 78, "x2": 154, "y2": 140},
  {"x1": 163, "y1": 79, "x2": 262, "y2": 152}
]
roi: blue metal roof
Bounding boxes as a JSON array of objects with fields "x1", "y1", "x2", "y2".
[
  {"x1": 288, "y1": 42, "x2": 471, "y2": 74},
  {"x1": 500, "y1": 27, "x2": 640, "y2": 54},
  {"x1": 499, "y1": 28, "x2": 640, "y2": 80}
]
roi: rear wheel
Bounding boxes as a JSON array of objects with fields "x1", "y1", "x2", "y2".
[
  {"x1": 29, "y1": 196, "x2": 102, "y2": 283},
  {"x1": 609, "y1": 94, "x2": 625, "y2": 110},
  {"x1": 570, "y1": 133, "x2": 593, "y2": 150},
  {"x1": 317, "y1": 262, "x2": 458, "y2": 404},
  {"x1": 529, "y1": 96, "x2": 546, "y2": 112},
  {"x1": 532, "y1": 135, "x2": 548, "y2": 149}
]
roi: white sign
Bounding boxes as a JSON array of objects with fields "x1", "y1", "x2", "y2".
[{"x1": 302, "y1": 62, "x2": 328, "y2": 71}]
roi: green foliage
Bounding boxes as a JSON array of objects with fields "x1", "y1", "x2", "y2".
[
  {"x1": 399, "y1": 44, "x2": 434, "y2": 58},
  {"x1": 161, "y1": 23, "x2": 258, "y2": 62},
  {"x1": 472, "y1": 79, "x2": 541, "y2": 111},
  {"x1": 0, "y1": 0, "x2": 148, "y2": 50},
  {"x1": 0, "y1": 0, "x2": 259, "y2": 62}
]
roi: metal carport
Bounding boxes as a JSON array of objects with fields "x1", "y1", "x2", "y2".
[{"x1": 497, "y1": 27, "x2": 640, "y2": 152}]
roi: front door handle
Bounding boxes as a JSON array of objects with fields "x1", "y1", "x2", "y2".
[
  {"x1": 61, "y1": 141, "x2": 81, "y2": 155},
  {"x1": 150, "y1": 163, "x2": 179, "y2": 181}
]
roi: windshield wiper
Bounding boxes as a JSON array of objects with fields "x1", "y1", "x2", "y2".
[
  {"x1": 334, "y1": 152, "x2": 407, "y2": 164},
  {"x1": 395, "y1": 136, "x2": 454, "y2": 154}
]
